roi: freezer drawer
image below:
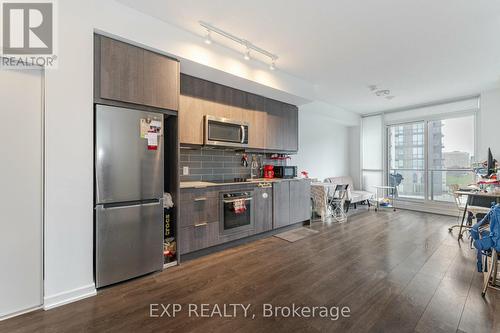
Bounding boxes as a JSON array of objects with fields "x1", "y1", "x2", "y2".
[
  {"x1": 95, "y1": 104, "x2": 164, "y2": 204},
  {"x1": 96, "y1": 201, "x2": 163, "y2": 288}
]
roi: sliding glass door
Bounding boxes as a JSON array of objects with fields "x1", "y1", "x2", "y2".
[
  {"x1": 387, "y1": 114, "x2": 475, "y2": 203},
  {"x1": 427, "y1": 116, "x2": 475, "y2": 202}
]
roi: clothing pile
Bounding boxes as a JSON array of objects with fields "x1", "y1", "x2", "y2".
[{"x1": 471, "y1": 203, "x2": 500, "y2": 272}]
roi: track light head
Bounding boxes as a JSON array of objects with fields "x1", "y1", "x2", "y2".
[
  {"x1": 244, "y1": 49, "x2": 250, "y2": 61},
  {"x1": 269, "y1": 59, "x2": 276, "y2": 71},
  {"x1": 204, "y1": 30, "x2": 212, "y2": 45}
]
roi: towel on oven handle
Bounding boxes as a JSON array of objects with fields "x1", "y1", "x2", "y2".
[{"x1": 233, "y1": 199, "x2": 247, "y2": 214}]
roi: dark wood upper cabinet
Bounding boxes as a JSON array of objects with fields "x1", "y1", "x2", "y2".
[
  {"x1": 264, "y1": 98, "x2": 283, "y2": 151},
  {"x1": 99, "y1": 36, "x2": 145, "y2": 105},
  {"x1": 143, "y1": 50, "x2": 179, "y2": 110},
  {"x1": 96, "y1": 35, "x2": 179, "y2": 111},
  {"x1": 264, "y1": 99, "x2": 298, "y2": 152},
  {"x1": 283, "y1": 104, "x2": 299, "y2": 152},
  {"x1": 178, "y1": 74, "x2": 298, "y2": 152}
]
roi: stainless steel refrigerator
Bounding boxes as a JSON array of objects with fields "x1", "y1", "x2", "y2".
[{"x1": 95, "y1": 104, "x2": 164, "y2": 288}]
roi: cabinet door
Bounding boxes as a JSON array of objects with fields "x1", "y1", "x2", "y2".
[
  {"x1": 246, "y1": 94, "x2": 267, "y2": 149},
  {"x1": 254, "y1": 187, "x2": 273, "y2": 233},
  {"x1": 143, "y1": 50, "x2": 179, "y2": 110},
  {"x1": 290, "y1": 180, "x2": 311, "y2": 223},
  {"x1": 178, "y1": 222, "x2": 219, "y2": 254},
  {"x1": 273, "y1": 181, "x2": 290, "y2": 228},
  {"x1": 179, "y1": 197, "x2": 219, "y2": 228},
  {"x1": 100, "y1": 36, "x2": 145, "y2": 105},
  {"x1": 265, "y1": 99, "x2": 284, "y2": 151},
  {"x1": 179, "y1": 76, "x2": 205, "y2": 145},
  {"x1": 284, "y1": 105, "x2": 298, "y2": 151}
]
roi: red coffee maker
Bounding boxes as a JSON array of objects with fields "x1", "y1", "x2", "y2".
[{"x1": 263, "y1": 165, "x2": 274, "y2": 179}]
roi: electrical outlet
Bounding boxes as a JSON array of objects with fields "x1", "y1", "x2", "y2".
[{"x1": 182, "y1": 166, "x2": 189, "y2": 175}]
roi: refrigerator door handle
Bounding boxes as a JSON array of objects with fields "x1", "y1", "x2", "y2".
[
  {"x1": 99, "y1": 200, "x2": 162, "y2": 210},
  {"x1": 141, "y1": 201, "x2": 162, "y2": 207}
]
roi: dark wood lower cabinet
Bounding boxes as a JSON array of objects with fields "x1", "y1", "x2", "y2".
[
  {"x1": 290, "y1": 179, "x2": 311, "y2": 223},
  {"x1": 273, "y1": 180, "x2": 311, "y2": 228},
  {"x1": 272, "y1": 181, "x2": 291, "y2": 228},
  {"x1": 254, "y1": 186, "x2": 273, "y2": 233},
  {"x1": 179, "y1": 180, "x2": 310, "y2": 254},
  {"x1": 179, "y1": 197, "x2": 218, "y2": 228},
  {"x1": 178, "y1": 222, "x2": 219, "y2": 254}
]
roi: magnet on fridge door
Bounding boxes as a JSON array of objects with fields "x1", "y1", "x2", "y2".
[{"x1": 146, "y1": 132, "x2": 158, "y2": 150}]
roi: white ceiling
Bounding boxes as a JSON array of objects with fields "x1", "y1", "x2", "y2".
[{"x1": 116, "y1": 0, "x2": 500, "y2": 113}]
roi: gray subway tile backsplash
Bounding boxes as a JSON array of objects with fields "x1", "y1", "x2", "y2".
[{"x1": 180, "y1": 147, "x2": 288, "y2": 182}]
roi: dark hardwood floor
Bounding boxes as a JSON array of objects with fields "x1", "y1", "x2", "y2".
[{"x1": 1, "y1": 210, "x2": 499, "y2": 333}]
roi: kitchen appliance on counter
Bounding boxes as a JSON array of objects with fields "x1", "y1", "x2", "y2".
[
  {"x1": 274, "y1": 166, "x2": 298, "y2": 179},
  {"x1": 94, "y1": 104, "x2": 164, "y2": 288},
  {"x1": 263, "y1": 165, "x2": 274, "y2": 179},
  {"x1": 220, "y1": 191, "x2": 254, "y2": 234},
  {"x1": 204, "y1": 115, "x2": 249, "y2": 148}
]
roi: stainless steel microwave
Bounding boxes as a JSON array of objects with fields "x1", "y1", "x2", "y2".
[
  {"x1": 204, "y1": 115, "x2": 249, "y2": 148},
  {"x1": 274, "y1": 166, "x2": 297, "y2": 179}
]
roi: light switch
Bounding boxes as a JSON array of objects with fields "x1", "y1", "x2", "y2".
[{"x1": 182, "y1": 166, "x2": 189, "y2": 175}]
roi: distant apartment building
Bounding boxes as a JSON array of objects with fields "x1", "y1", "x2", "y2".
[
  {"x1": 391, "y1": 121, "x2": 444, "y2": 198},
  {"x1": 443, "y1": 151, "x2": 470, "y2": 168}
]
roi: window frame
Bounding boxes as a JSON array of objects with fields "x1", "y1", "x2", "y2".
[{"x1": 385, "y1": 110, "x2": 477, "y2": 204}]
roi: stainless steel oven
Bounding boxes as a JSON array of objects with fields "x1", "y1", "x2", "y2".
[
  {"x1": 205, "y1": 115, "x2": 249, "y2": 148},
  {"x1": 220, "y1": 191, "x2": 254, "y2": 234}
]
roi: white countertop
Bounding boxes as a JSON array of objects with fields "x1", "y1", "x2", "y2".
[{"x1": 180, "y1": 178, "x2": 305, "y2": 189}]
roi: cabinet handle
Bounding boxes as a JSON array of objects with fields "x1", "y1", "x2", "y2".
[
  {"x1": 194, "y1": 197, "x2": 207, "y2": 202},
  {"x1": 194, "y1": 222, "x2": 208, "y2": 227}
]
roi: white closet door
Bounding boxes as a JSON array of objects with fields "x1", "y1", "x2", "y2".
[{"x1": 0, "y1": 68, "x2": 43, "y2": 319}]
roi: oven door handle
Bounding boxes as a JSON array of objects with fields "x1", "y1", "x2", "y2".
[{"x1": 223, "y1": 197, "x2": 253, "y2": 204}]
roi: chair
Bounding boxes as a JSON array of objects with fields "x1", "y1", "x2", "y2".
[
  {"x1": 458, "y1": 205, "x2": 491, "y2": 240},
  {"x1": 448, "y1": 184, "x2": 466, "y2": 232},
  {"x1": 482, "y1": 249, "x2": 500, "y2": 296},
  {"x1": 327, "y1": 184, "x2": 349, "y2": 222},
  {"x1": 324, "y1": 176, "x2": 373, "y2": 211}
]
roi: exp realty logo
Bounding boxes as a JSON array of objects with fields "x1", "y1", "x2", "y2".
[{"x1": 1, "y1": 0, "x2": 57, "y2": 68}]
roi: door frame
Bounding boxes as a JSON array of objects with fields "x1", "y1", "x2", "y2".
[{"x1": 0, "y1": 62, "x2": 45, "y2": 320}]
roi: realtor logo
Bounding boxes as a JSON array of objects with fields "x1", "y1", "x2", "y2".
[{"x1": 1, "y1": 0, "x2": 57, "y2": 68}]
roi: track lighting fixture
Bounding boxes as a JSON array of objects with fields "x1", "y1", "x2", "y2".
[
  {"x1": 269, "y1": 59, "x2": 276, "y2": 71},
  {"x1": 199, "y1": 21, "x2": 278, "y2": 71}
]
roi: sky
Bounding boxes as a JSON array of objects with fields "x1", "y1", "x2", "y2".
[{"x1": 440, "y1": 115, "x2": 475, "y2": 155}]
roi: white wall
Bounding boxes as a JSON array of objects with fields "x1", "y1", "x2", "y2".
[
  {"x1": 41, "y1": 0, "x2": 357, "y2": 308},
  {"x1": 290, "y1": 104, "x2": 359, "y2": 181},
  {"x1": 478, "y1": 88, "x2": 500, "y2": 160}
]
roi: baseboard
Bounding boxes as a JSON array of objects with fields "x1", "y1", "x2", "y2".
[
  {"x1": 394, "y1": 200, "x2": 457, "y2": 217},
  {"x1": 0, "y1": 305, "x2": 43, "y2": 321},
  {"x1": 43, "y1": 284, "x2": 96, "y2": 310}
]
